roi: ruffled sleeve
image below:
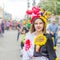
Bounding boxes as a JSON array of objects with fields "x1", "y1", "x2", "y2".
[{"x1": 22, "y1": 32, "x2": 34, "y2": 60}]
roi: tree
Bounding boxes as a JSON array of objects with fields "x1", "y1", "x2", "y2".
[
  {"x1": 38, "y1": 0, "x2": 60, "y2": 15},
  {"x1": 56, "y1": 0, "x2": 60, "y2": 15}
]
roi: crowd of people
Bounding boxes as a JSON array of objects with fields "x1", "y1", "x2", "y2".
[{"x1": 0, "y1": 20, "x2": 22, "y2": 36}]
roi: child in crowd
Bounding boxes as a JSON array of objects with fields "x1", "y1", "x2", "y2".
[{"x1": 19, "y1": 27, "x2": 27, "y2": 57}]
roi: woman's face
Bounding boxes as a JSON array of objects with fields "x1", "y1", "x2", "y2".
[{"x1": 34, "y1": 19, "x2": 44, "y2": 32}]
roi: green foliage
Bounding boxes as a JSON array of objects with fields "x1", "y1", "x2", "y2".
[
  {"x1": 56, "y1": 1, "x2": 60, "y2": 15},
  {"x1": 38, "y1": 0, "x2": 60, "y2": 15}
]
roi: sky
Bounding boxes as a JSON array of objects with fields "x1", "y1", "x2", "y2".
[{"x1": 0, "y1": 0, "x2": 40, "y2": 19}]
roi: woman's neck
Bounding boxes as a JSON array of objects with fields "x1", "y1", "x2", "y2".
[{"x1": 35, "y1": 31, "x2": 43, "y2": 35}]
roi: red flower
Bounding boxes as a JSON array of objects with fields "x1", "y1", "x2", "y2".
[
  {"x1": 32, "y1": 6, "x2": 40, "y2": 14},
  {"x1": 30, "y1": 15, "x2": 40, "y2": 24},
  {"x1": 25, "y1": 39, "x2": 31, "y2": 51},
  {"x1": 26, "y1": 10, "x2": 32, "y2": 15},
  {"x1": 26, "y1": 6, "x2": 41, "y2": 24}
]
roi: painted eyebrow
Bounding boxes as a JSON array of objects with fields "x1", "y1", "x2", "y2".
[{"x1": 34, "y1": 22, "x2": 43, "y2": 24}]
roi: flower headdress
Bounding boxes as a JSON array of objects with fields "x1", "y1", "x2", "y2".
[{"x1": 26, "y1": 6, "x2": 51, "y2": 25}]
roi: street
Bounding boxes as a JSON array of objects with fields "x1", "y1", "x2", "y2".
[
  {"x1": 0, "y1": 30, "x2": 20, "y2": 60},
  {"x1": 0, "y1": 30, "x2": 60, "y2": 60}
]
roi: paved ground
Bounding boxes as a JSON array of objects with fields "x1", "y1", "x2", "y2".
[
  {"x1": 0, "y1": 30, "x2": 60, "y2": 60},
  {"x1": 0, "y1": 30, "x2": 20, "y2": 60}
]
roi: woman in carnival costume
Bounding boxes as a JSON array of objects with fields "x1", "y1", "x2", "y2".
[{"x1": 22, "y1": 6, "x2": 58, "y2": 60}]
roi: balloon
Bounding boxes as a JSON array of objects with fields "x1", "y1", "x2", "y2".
[
  {"x1": 36, "y1": 12, "x2": 40, "y2": 16},
  {"x1": 26, "y1": 10, "x2": 32, "y2": 15},
  {"x1": 32, "y1": 6, "x2": 40, "y2": 14},
  {"x1": 30, "y1": 16, "x2": 40, "y2": 24}
]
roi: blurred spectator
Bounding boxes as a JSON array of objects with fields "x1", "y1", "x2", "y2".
[
  {"x1": 20, "y1": 27, "x2": 27, "y2": 49},
  {"x1": 1, "y1": 20, "x2": 5, "y2": 33},
  {"x1": 19, "y1": 27, "x2": 27, "y2": 57},
  {"x1": 6, "y1": 21, "x2": 10, "y2": 30},
  {"x1": 47, "y1": 19, "x2": 59, "y2": 47},
  {"x1": 10, "y1": 21, "x2": 13, "y2": 29},
  {"x1": 17, "y1": 22, "x2": 21, "y2": 41},
  {"x1": 12, "y1": 21, "x2": 16, "y2": 30}
]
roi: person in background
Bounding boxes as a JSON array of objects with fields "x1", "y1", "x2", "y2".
[
  {"x1": 1, "y1": 20, "x2": 5, "y2": 34},
  {"x1": 19, "y1": 27, "x2": 27, "y2": 57},
  {"x1": 47, "y1": 19, "x2": 59, "y2": 48},
  {"x1": 10, "y1": 21, "x2": 12, "y2": 29},
  {"x1": 20, "y1": 27, "x2": 27, "y2": 49},
  {"x1": 17, "y1": 22, "x2": 21, "y2": 40},
  {"x1": 17, "y1": 22, "x2": 22, "y2": 41},
  {"x1": 6, "y1": 21, "x2": 10, "y2": 30}
]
